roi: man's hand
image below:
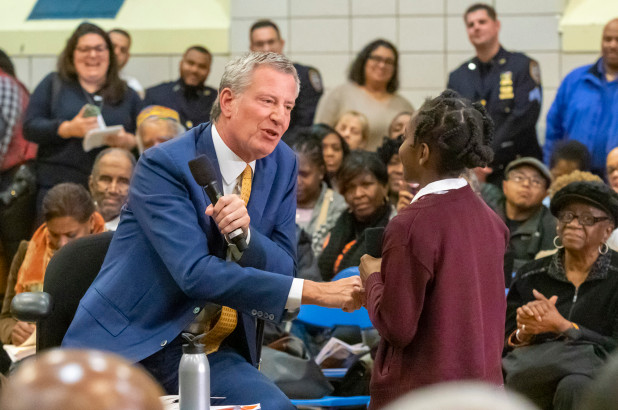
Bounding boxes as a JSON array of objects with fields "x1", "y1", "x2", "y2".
[
  {"x1": 359, "y1": 254, "x2": 381, "y2": 286},
  {"x1": 58, "y1": 105, "x2": 99, "y2": 138},
  {"x1": 302, "y1": 276, "x2": 364, "y2": 312},
  {"x1": 205, "y1": 194, "x2": 250, "y2": 236},
  {"x1": 11, "y1": 321, "x2": 35, "y2": 346}
]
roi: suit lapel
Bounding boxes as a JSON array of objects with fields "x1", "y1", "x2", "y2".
[
  {"x1": 248, "y1": 154, "x2": 278, "y2": 224},
  {"x1": 194, "y1": 122, "x2": 224, "y2": 189}
]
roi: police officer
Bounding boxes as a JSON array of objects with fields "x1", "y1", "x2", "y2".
[
  {"x1": 249, "y1": 19, "x2": 323, "y2": 136},
  {"x1": 448, "y1": 3, "x2": 542, "y2": 185},
  {"x1": 144, "y1": 46, "x2": 217, "y2": 129}
]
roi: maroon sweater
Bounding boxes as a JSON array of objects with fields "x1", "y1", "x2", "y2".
[{"x1": 365, "y1": 185, "x2": 508, "y2": 409}]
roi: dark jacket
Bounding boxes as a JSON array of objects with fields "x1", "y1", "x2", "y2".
[
  {"x1": 506, "y1": 249, "x2": 618, "y2": 353},
  {"x1": 23, "y1": 73, "x2": 141, "y2": 188},
  {"x1": 144, "y1": 79, "x2": 217, "y2": 129},
  {"x1": 496, "y1": 197, "x2": 556, "y2": 286},
  {"x1": 448, "y1": 47, "x2": 542, "y2": 182}
]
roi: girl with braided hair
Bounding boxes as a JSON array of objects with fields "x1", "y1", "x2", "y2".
[{"x1": 359, "y1": 90, "x2": 509, "y2": 408}]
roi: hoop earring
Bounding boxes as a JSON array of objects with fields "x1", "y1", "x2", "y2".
[
  {"x1": 599, "y1": 242, "x2": 609, "y2": 255},
  {"x1": 553, "y1": 236, "x2": 564, "y2": 249}
]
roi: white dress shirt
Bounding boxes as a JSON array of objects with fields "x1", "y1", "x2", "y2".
[{"x1": 212, "y1": 125, "x2": 303, "y2": 310}]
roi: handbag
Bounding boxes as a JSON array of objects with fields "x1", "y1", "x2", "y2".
[
  {"x1": 503, "y1": 339, "x2": 608, "y2": 395},
  {"x1": 260, "y1": 335, "x2": 334, "y2": 399}
]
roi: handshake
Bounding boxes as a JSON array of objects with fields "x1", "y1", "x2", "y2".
[{"x1": 302, "y1": 276, "x2": 365, "y2": 312}]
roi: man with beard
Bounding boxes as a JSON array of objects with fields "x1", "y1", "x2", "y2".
[
  {"x1": 498, "y1": 157, "x2": 555, "y2": 286},
  {"x1": 88, "y1": 148, "x2": 135, "y2": 231},
  {"x1": 144, "y1": 46, "x2": 217, "y2": 129}
]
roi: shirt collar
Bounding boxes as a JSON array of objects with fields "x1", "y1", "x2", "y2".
[
  {"x1": 410, "y1": 178, "x2": 468, "y2": 204},
  {"x1": 211, "y1": 124, "x2": 256, "y2": 185}
]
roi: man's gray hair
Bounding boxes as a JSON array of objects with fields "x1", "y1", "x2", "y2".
[{"x1": 210, "y1": 52, "x2": 300, "y2": 122}]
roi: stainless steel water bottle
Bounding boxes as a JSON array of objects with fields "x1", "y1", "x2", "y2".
[{"x1": 179, "y1": 333, "x2": 210, "y2": 410}]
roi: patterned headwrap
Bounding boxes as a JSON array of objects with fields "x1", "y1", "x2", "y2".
[{"x1": 136, "y1": 105, "x2": 181, "y2": 129}]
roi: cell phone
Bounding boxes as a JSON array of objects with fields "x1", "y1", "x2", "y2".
[{"x1": 82, "y1": 104, "x2": 101, "y2": 118}]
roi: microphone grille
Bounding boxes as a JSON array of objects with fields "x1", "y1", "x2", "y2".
[{"x1": 188, "y1": 154, "x2": 216, "y2": 186}]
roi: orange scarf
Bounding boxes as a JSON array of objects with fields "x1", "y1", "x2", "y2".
[{"x1": 15, "y1": 212, "x2": 105, "y2": 294}]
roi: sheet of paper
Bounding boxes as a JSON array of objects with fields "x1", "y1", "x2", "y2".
[
  {"x1": 160, "y1": 396, "x2": 260, "y2": 410},
  {"x1": 83, "y1": 125, "x2": 124, "y2": 152}
]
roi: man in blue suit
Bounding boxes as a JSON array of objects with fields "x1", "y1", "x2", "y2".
[{"x1": 63, "y1": 52, "x2": 363, "y2": 408}]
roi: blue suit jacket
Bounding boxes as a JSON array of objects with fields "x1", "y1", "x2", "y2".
[{"x1": 63, "y1": 123, "x2": 297, "y2": 365}]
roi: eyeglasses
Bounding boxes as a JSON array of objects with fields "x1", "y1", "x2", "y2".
[
  {"x1": 558, "y1": 211, "x2": 610, "y2": 226},
  {"x1": 75, "y1": 45, "x2": 108, "y2": 54},
  {"x1": 507, "y1": 173, "x2": 546, "y2": 188},
  {"x1": 367, "y1": 55, "x2": 395, "y2": 67}
]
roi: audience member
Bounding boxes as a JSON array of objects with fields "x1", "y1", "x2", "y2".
[
  {"x1": 135, "y1": 105, "x2": 185, "y2": 153},
  {"x1": 249, "y1": 19, "x2": 323, "y2": 135},
  {"x1": 471, "y1": 165, "x2": 503, "y2": 213},
  {"x1": 144, "y1": 45, "x2": 216, "y2": 129},
  {"x1": 313, "y1": 123, "x2": 350, "y2": 191},
  {"x1": 549, "y1": 140, "x2": 592, "y2": 180},
  {"x1": 388, "y1": 110, "x2": 413, "y2": 140},
  {"x1": 0, "y1": 50, "x2": 37, "y2": 280},
  {"x1": 504, "y1": 181, "x2": 618, "y2": 410},
  {"x1": 499, "y1": 157, "x2": 555, "y2": 286},
  {"x1": 62, "y1": 52, "x2": 363, "y2": 408},
  {"x1": 315, "y1": 39, "x2": 413, "y2": 150},
  {"x1": 0, "y1": 349, "x2": 164, "y2": 410},
  {"x1": 448, "y1": 3, "x2": 542, "y2": 185},
  {"x1": 383, "y1": 382, "x2": 538, "y2": 410},
  {"x1": 606, "y1": 147, "x2": 618, "y2": 193},
  {"x1": 377, "y1": 135, "x2": 404, "y2": 207},
  {"x1": 318, "y1": 151, "x2": 393, "y2": 281},
  {"x1": 289, "y1": 131, "x2": 347, "y2": 256},
  {"x1": 0, "y1": 183, "x2": 104, "y2": 346},
  {"x1": 545, "y1": 18, "x2": 618, "y2": 176},
  {"x1": 108, "y1": 28, "x2": 144, "y2": 99},
  {"x1": 23, "y1": 22, "x2": 141, "y2": 222},
  {"x1": 359, "y1": 90, "x2": 506, "y2": 408},
  {"x1": 334, "y1": 110, "x2": 369, "y2": 150},
  {"x1": 88, "y1": 148, "x2": 135, "y2": 231}
]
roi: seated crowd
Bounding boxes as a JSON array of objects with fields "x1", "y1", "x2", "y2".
[{"x1": 0, "y1": 6, "x2": 617, "y2": 410}]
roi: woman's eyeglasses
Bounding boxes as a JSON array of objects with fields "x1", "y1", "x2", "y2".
[
  {"x1": 558, "y1": 211, "x2": 610, "y2": 226},
  {"x1": 75, "y1": 45, "x2": 108, "y2": 54},
  {"x1": 367, "y1": 55, "x2": 395, "y2": 67}
]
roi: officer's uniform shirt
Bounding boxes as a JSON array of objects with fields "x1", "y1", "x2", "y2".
[
  {"x1": 144, "y1": 79, "x2": 217, "y2": 130},
  {"x1": 287, "y1": 63, "x2": 323, "y2": 136},
  {"x1": 448, "y1": 46, "x2": 542, "y2": 185}
]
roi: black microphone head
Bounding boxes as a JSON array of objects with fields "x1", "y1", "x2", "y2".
[{"x1": 188, "y1": 154, "x2": 217, "y2": 186}]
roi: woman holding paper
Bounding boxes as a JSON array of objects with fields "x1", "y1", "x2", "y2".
[
  {"x1": 24, "y1": 22, "x2": 142, "y2": 221},
  {"x1": 359, "y1": 91, "x2": 508, "y2": 408}
]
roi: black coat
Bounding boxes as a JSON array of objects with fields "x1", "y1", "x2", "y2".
[{"x1": 448, "y1": 47, "x2": 542, "y2": 183}]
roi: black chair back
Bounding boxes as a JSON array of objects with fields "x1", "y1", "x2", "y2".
[{"x1": 38, "y1": 231, "x2": 113, "y2": 351}]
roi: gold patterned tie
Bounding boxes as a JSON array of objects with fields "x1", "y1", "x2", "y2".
[{"x1": 203, "y1": 165, "x2": 252, "y2": 354}]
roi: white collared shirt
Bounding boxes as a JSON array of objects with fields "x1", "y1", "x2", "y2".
[
  {"x1": 410, "y1": 178, "x2": 468, "y2": 204},
  {"x1": 212, "y1": 124, "x2": 303, "y2": 310}
]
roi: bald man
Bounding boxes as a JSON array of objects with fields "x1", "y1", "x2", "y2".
[{"x1": 545, "y1": 18, "x2": 618, "y2": 176}]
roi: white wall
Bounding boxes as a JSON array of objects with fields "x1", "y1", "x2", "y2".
[{"x1": 10, "y1": 0, "x2": 602, "y2": 143}]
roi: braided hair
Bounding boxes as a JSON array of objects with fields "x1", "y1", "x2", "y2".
[{"x1": 412, "y1": 90, "x2": 494, "y2": 174}]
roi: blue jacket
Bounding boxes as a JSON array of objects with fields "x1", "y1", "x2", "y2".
[
  {"x1": 545, "y1": 58, "x2": 618, "y2": 172},
  {"x1": 63, "y1": 122, "x2": 298, "y2": 365}
]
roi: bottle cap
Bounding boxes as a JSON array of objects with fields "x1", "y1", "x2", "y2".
[{"x1": 181, "y1": 332, "x2": 206, "y2": 354}]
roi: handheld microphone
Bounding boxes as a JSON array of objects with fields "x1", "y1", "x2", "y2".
[{"x1": 188, "y1": 154, "x2": 248, "y2": 252}]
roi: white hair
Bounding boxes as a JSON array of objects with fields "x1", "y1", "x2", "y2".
[{"x1": 210, "y1": 52, "x2": 299, "y2": 122}]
